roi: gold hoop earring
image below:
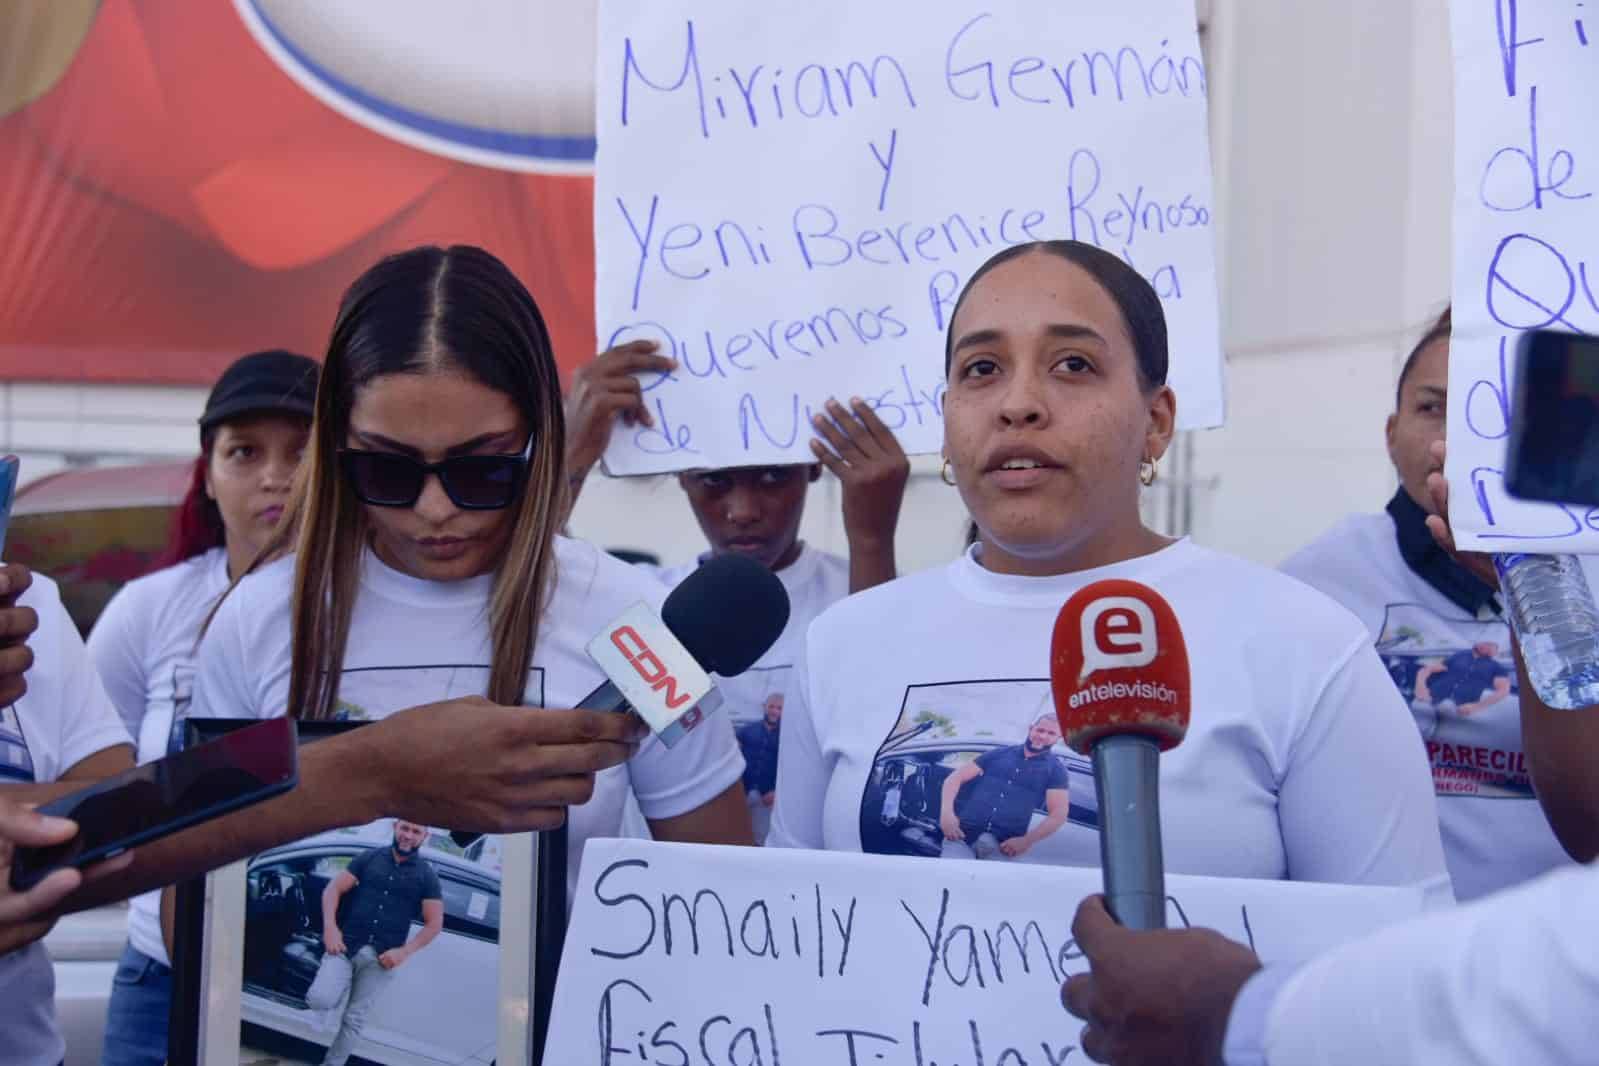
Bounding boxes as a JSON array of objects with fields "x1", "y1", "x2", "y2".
[
  {"x1": 940, "y1": 459, "x2": 958, "y2": 487},
  {"x1": 1139, "y1": 456, "x2": 1158, "y2": 487}
]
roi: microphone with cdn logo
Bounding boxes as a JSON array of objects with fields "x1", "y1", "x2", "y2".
[
  {"x1": 1050, "y1": 579, "x2": 1191, "y2": 930},
  {"x1": 520, "y1": 552, "x2": 789, "y2": 1064}
]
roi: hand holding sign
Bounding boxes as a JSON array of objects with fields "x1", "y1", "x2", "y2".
[{"x1": 565, "y1": 340, "x2": 679, "y2": 482}]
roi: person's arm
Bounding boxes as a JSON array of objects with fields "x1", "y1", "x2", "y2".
[
  {"x1": 561, "y1": 340, "x2": 678, "y2": 524},
  {"x1": 0, "y1": 743, "x2": 138, "y2": 808},
  {"x1": 1461, "y1": 675, "x2": 1512, "y2": 715},
  {"x1": 84, "y1": 581, "x2": 153, "y2": 744},
  {"x1": 1260, "y1": 862, "x2": 1599, "y2": 1065},
  {"x1": 1002, "y1": 787, "x2": 1071, "y2": 857},
  {"x1": 1423, "y1": 445, "x2": 1599, "y2": 862},
  {"x1": 1411, "y1": 661, "x2": 1442, "y2": 702},
  {"x1": 940, "y1": 762, "x2": 982, "y2": 840},
  {"x1": 383, "y1": 897, "x2": 444, "y2": 969},
  {"x1": 809, "y1": 398, "x2": 910, "y2": 593},
  {"x1": 321, "y1": 869, "x2": 357, "y2": 955},
  {"x1": 1063, "y1": 863, "x2": 1599, "y2": 1066},
  {"x1": 647, "y1": 781, "x2": 754, "y2": 846},
  {"x1": 25, "y1": 699, "x2": 643, "y2": 921},
  {"x1": 1513, "y1": 640, "x2": 1599, "y2": 861}
]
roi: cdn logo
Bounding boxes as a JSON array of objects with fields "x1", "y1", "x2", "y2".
[
  {"x1": 1079, "y1": 596, "x2": 1158, "y2": 680},
  {"x1": 610, "y1": 626, "x2": 693, "y2": 709}
]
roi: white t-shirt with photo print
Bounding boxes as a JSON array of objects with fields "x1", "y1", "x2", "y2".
[
  {"x1": 1282, "y1": 512, "x2": 1575, "y2": 901},
  {"x1": 769, "y1": 540, "x2": 1454, "y2": 906},
  {"x1": 640, "y1": 543, "x2": 850, "y2": 842},
  {"x1": 190, "y1": 536, "x2": 746, "y2": 900},
  {"x1": 87, "y1": 546, "x2": 230, "y2": 965},
  {"x1": 0, "y1": 572, "x2": 133, "y2": 1066}
]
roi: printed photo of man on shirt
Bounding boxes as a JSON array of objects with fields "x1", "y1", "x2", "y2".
[
  {"x1": 1412, "y1": 641, "x2": 1512, "y2": 718},
  {"x1": 859, "y1": 681, "x2": 1094, "y2": 862},
  {"x1": 1374, "y1": 604, "x2": 1533, "y2": 800},
  {"x1": 939, "y1": 712, "x2": 1072, "y2": 860},
  {"x1": 737, "y1": 691, "x2": 784, "y2": 842}
]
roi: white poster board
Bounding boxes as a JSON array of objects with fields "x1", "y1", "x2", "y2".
[
  {"x1": 1448, "y1": 0, "x2": 1599, "y2": 550},
  {"x1": 546, "y1": 840, "x2": 1427, "y2": 1063},
  {"x1": 594, "y1": 0, "x2": 1225, "y2": 475}
]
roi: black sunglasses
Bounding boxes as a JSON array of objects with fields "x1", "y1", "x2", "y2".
[{"x1": 339, "y1": 436, "x2": 535, "y2": 510}]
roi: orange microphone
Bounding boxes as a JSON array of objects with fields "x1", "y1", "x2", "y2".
[{"x1": 1051, "y1": 580, "x2": 1192, "y2": 929}]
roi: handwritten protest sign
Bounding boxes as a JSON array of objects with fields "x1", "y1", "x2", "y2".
[
  {"x1": 1448, "y1": 0, "x2": 1599, "y2": 550},
  {"x1": 546, "y1": 840, "x2": 1427, "y2": 1064},
  {"x1": 594, "y1": 1, "x2": 1224, "y2": 475}
]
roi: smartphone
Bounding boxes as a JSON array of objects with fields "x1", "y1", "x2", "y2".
[
  {"x1": 9, "y1": 716, "x2": 299, "y2": 891},
  {"x1": 0, "y1": 454, "x2": 19, "y2": 559},
  {"x1": 1506, "y1": 331, "x2": 1599, "y2": 508}
]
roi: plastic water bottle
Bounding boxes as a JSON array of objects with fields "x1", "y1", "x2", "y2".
[{"x1": 1495, "y1": 554, "x2": 1599, "y2": 710}]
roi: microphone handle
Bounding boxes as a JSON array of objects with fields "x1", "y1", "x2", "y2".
[
  {"x1": 1090, "y1": 733, "x2": 1166, "y2": 930},
  {"x1": 533, "y1": 679, "x2": 631, "y2": 1065}
]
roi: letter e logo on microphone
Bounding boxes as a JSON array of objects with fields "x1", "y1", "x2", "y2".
[
  {"x1": 1051, "y1": 580, "x2": 1192, "y2": 755},
  {"x1": 1079, "y1": 597, "x2": 1157, "y2": 680}
]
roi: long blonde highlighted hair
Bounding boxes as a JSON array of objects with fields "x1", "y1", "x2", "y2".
[{"x1": 231, "y1": 245, "x2": 567, "y2": 720}]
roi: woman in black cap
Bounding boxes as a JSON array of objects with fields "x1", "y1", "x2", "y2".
[{"x1": 87, "y1": 349, "x2": 320, "y2": 1066}]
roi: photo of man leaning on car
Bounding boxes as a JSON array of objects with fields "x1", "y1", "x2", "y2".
[{"x1": 309, "y1": 820, "x2": 443, "y2": 1066}]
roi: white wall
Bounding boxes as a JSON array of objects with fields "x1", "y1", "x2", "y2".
[{"x1": 0, "y1": 0, "x2": 1459, "y2": 573}]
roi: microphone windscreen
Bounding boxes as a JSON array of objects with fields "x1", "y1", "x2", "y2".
[
  {"x1": 662, "y1": 553, "x2": 791, "y2": 676},
  {"x1": 1050, "y1": 579, "x2": 1191, "y2": 755}
]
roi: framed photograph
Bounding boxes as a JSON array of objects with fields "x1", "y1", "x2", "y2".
[{"x1": 171, "y1": 719, "x2": 535, "y2": 1066}]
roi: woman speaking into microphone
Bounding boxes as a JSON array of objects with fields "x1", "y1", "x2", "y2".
[
  {"x1": 192, "y1": 245, "x2": 753, "y2": 885},
  {"x1": 769, "y1": 240, "x2": 1451, "y2": 900}
]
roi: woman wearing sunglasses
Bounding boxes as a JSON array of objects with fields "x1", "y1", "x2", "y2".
[
  {"x1": 191, "y1": 247, "x2": 752, "y2": 884},
  {"x1": 89, "y1": 349, "x2": 319, "y2": 1066}
]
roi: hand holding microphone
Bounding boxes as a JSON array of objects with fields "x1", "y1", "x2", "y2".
[{"x1": 1051, "y1": 579, "x2": 1191, "y2": 930}]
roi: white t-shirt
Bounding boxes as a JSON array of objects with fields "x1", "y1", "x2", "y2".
[
  {"x1": 1282, "y1": 513, "x2": 1573, "y2": 901},
  {"x1": 87, "y1": 548, "x2": 230, "y2": 965},
  {"x1": 1259, "y1": 859, "x2": 1599, "y2": 1065},
  {"x1": 639, "y1": 543, "x2": 850, "y2": 842},
  {"x1": 769, "y1": 540, "x2": 1454, "y2": 904},
  {"x1": 191, "y1": 536, "x2": 745, "y2": 899},
  {"x1": 0, "y1": 573, "x2": 132, "y2": 1066}
]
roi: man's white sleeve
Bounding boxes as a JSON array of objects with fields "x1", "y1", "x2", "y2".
[{"x1": 1260, "y1": 861, "x2": 1599, "y2": 1065}]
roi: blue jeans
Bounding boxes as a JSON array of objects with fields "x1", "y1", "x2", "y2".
[{"x1": 100, "y1": 943, "x2": 171, "y2": 1066}]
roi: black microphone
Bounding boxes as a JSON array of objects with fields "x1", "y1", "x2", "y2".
[
  {"x1": 527, "y1": 551, "x2": 789, "y2": 1064},
  {"x1": 450, "y1": 553, "x2": 790, "y2": 847}
]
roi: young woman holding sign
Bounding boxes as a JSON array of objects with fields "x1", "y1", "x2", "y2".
[
  {"x1": 768, "y1": 240, "x2": 1452, "y2": 902},
  {"x1": 192, "y1": 246, "x2": 752, "y2": 876},
  {"x1": 563, "y1": 341, "x2": 910, "y2": 842},
  {"x1": 1281, "y1": 310, "x2": 1575, "y2": 901}
]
